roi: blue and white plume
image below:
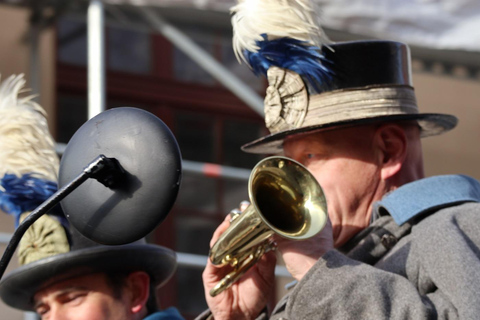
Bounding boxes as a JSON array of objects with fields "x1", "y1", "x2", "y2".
[
  {"x1": 0, "y1": 74, "x2": 70, "y2": 266},
  {"x1": 231, "y1": 0, "x2": 331, "y2": 93},
  {"x1": 0, "y1": 74, "x2": 59, "y2": 225}
]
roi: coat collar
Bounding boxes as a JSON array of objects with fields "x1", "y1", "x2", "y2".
[
  {"x1": 373, "y1": 175, "x2": 480, "y2": 225},
  {"x1": 143, "y1": 308, "x2": 184, "y2": 320}
]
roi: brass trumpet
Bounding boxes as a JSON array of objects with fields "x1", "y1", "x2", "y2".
[{"x1": 209, "y1": 156, "x2": 328, "y2": 297}]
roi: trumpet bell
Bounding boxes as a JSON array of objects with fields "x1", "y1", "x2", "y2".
[
  {"x1": 251, "y1": 157, "x2": 327, "y2": 240},
  {"x1": 209, "y1": 156, "x2": 328, "y2": 296}
]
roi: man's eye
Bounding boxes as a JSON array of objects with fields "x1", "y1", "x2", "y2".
[
  {"x1": 304, "y1": 154, "x2": 317, "y2": 162},
  {"x1": 63, "y1": 293, "x2": 87, "y2": 305},
  {"x1": 35, "y1": 306, "x2": 49, "y2": 316}
]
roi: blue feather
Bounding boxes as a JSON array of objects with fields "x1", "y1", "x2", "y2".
[
  {"x1": 0, "y1": 173, "x2": 62, "y2": 227},
  {"x1": 244, "y1": 36, "x2": 333, "y2": 94}
]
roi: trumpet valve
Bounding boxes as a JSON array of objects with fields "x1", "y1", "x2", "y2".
[{"x1": 223, "y1": 254, "x2": 238, "y2": 267}]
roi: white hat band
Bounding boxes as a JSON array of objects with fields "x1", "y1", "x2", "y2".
[
  {"x1": 304, "y1": 86, "x2": 418, "y2": 127},
  {"x1": 265, "y1": 67, "x2": 418, "y2": 134}
]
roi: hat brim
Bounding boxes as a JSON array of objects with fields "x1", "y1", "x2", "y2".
[
  {"x1": 242, "y1": 113, "x2": 458, "y2": 154},
  {"x1": 0, "y1": 244, "x2": 176, "y2": 311}
]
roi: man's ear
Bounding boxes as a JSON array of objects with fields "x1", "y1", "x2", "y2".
[
  {"x1": 125, "y1": 271, "x2": 151, "y2": 315},
  {"x1": 374, "y1": 124, "x2": 407, "y2": 180}
]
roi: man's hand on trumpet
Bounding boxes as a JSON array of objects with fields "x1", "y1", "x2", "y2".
[
  {"x1": 202, "y1": 201, "x2": 334, "y2": 320},
  {"x1": 202, "y1": 202, "x2": 276, "y2": 320}
]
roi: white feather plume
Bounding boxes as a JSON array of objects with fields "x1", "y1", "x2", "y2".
[
  {"x1": 231, "y1": 0, "x2": 329, "y2": 64},
  {"x1": 0, "y1": 74, "x2": 59, "y2": 182}
]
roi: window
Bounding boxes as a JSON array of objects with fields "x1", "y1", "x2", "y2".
[
  {"x1": 175, "y1": 112, "x2": 216, "y2": 163},
  {"x1": 172, "y1": 25, "x2": 264, "y2": 91},
  {"x1": 222, "y1": 118, "x2": 264, "y2": 168},
  {"x1": 58, "y1": 16, "x2": 152, "y2": 75},
  {"x1": 56, "y1": 95, "x2": 88, "y2": 143},
  {"x1": 173, "y1": 27, "x2": 216, "y2": 85},
  {"x1": 58, "y1": 18, "x2": 87, "y2": 66},
  {"x1": 108, "y1": 27, "x2": 151, "y2": 74}
]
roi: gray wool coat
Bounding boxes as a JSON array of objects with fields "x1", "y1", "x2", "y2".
[
  {"x1": 270, "y1": 203, "x2": 480, "y2": 319},
  {"x1": 197, "y1": 175, "x2": 480, "y2": 319}
]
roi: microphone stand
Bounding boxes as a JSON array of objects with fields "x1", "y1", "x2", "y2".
[{"x1": 0, "y1": 155, "x2": 125, "y2": 280}]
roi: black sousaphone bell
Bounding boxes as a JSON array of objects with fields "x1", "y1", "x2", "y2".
[{"x1": 0, "y1": 107, "x2": 182, "y2": 278}]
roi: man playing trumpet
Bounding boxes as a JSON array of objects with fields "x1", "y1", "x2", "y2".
[{"x1": 197, "y1": 0, "x2": 480, "y2": 319}]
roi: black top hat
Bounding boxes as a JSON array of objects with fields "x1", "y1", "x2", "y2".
[
  {"x1": 228, "y1": 1, "x2": 457, "y2": 154},
  {"x1": 241, "y1": 40, "x2": 457, "y2": 154},
  {"x1": 0, "y1": 224, "x2": 177, "y2": 311}
]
